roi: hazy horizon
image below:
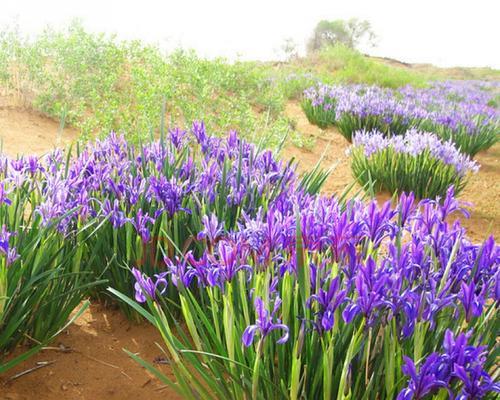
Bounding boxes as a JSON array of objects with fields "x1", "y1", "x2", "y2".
[{"x1": 1, "y1": 0, "x2": 499, "y2": 69}]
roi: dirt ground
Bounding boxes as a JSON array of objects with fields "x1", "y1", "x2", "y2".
[
  {"x1": 0, "y1": 303, "x2": 182, "y2": 400},
  {"x1": 0, "y1": 100, "x2": 498, "y2": 399},
  {"x1": 0, "y1": 95, "x2": 79, "y2": 156}
]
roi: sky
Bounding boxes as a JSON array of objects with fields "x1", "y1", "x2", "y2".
[{"x1": 1, "y1": 0, "x2": 499, "y2": 68}]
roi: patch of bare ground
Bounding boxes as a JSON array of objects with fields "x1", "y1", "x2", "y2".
[
  {"x1": 0, "y1": 303, "x2": 182, "y2": 400},
  {"x1": 0, "y1": 94, "x2": 79, "y2": 157}
]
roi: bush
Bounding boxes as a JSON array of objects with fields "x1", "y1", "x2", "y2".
[
  {"x1": 350, "y1": 129, "x2": 479, "y2": 199},
  {"x1": 0, "y1": 22, "x2": 286, "y2": 146},
  {"x1": 0, "y1": 155, "x2": 100, "y2": 373}
]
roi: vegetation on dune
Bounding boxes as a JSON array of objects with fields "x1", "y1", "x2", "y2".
[
  {"x1": 311, "y1": 45, "x2": 430, "y2": 88},
  {"x1": 0, "y1": 22, "x2": 288, "y2": 146},
  {"x1": 1, "y1": 22, "x2": 496, "y2": 149}
]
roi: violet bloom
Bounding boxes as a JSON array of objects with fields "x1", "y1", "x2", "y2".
[
  {"x1": 397, "y1": 354, "x2": 448, "y2": 400},
  {"x1": 450, "y1": 330, "x2": 500, "y2": 400},
  {"x1": 168, "y1": 127, "x2": 187, "y2": 149},
  {"x1": 164, "y1": 255, "x2": 196, "y2": 288},
  {"x1": 0, "y1": 183, "x2": 12, "y2": 206},
  {"x1": 308, "y1": 277, "x2": 347, "y2": 332},
  {"x1": 184, "y1": 251, "x2": 211, "y2": 287},
  {"x1": 132, "y1": 209, "x2": 155, "y2": 243},
  {"x1": 197, "y1": 213, "x2": 224, "y2": 245},
  {"x1": 102, "y1": 199, "x2": 129, "y2": 229},
  {"x1": 26, "y1": 155, "x2": 42, "y2": 175},
  {"x1": 458, "y1": 281, "x2": 485, "y2": 322},
  {"x1": 207, "y1": 241, "x2": 252, "y2": 287},
  {"x1": 192, "y1": 121, "x2": 207, "y2": 147},
  {"x1": 342, "y1": 257, "x2": 389, "y2": 326},
  {"x1": 399, "y1": 330, "x2": 499, "y2": 399},
  {"x1": 0, "y1": 225, "x2": 12, "y2": 255},
  {"x1": 397, "y1": 192, "x2": 415, "y2": 227},
  {"x1": 148, "y1": 176, "x2": 189, "y2": 217},
  {"x1": 131, "y1": 267, "x2": 168, "y2": 303},
  {"x1": 352, "y1": 130, "x2": 479, "y2": 177},
  {"x1": 364, "y1": 200, "x2": 397, "y2": 248},
  {"x1": 0, "y1": 225, "x2": 18, "y2": 266},
  {"x1": 242, "y1": 296, "x2": 289, "y2": 347},
  {"x1": 454, "y1": 363, "x2": 500, "y2": 399}
]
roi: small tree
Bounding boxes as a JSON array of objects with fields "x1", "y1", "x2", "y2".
[
  {"x1": 280, "y1": 37, "x2": 299, "y2": 61},
  {"x1": 307, "y1": 18, "x2": 376, "y2": 53}
]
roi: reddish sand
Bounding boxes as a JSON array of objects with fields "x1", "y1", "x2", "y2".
[
  {"x1": 0, "y1": 94, "x2": 79, "y2": 156},
  {"x1": 0, "y1": 98, "x2": 498, "y2": 399},
  {"x1": 1, "y1": 303, "x2": 182, "y2": 400}
]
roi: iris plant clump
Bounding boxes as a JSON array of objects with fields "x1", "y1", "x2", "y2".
[
  {"x1": 32, "y1": 123, "x2": 323, "y2": 319},
  {"x1": 302, "y1": 81, "x2": 500, "y2": 156},
  {"x1": 116, "y1": 185, "x2": 499, "y2": 399},
  {"x1": 0, "y1": 155, "x2": 100, "y2": 373},
  {"x1": 0, "y1": 121, "x2": 328, "y2": 370},
  {"x1": 350, "y1": 129, "x2": 479, "y2": 199}
]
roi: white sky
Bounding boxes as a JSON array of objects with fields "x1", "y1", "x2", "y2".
[{"x1": 1, "y1": 0, "x2": 499, "y2": 68}]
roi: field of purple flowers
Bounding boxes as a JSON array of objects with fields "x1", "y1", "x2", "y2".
[
  {"x1": 0, "y1": 113, "x2": 497, "y2": 399},
  {"x1": 302, "y1": 80, "x2": 499, "y2": 201},
  {"x1": 302, "y1": 81, "x2": 499, "y2": 156}
]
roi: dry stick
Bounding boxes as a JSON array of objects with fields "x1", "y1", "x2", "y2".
[
  {"x1": 41, "y1": 345, "x2": 73, "y2": 353},
  {"x1": 7, "y1": 361, "x2": 56, "y2": 382},
  {"x1": 141, "y1": 379, "x2": 152, "y2": 388},
  {"x1": 121, "y1": 370, "x2": 133, "y2": 381},
  {"x1": 80, "y1": 353, "x2": 120, "y2": 369},
  {"x1": 38, "y1": 342, "x2": 120, "y2": 370}
]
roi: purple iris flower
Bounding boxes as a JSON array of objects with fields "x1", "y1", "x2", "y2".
[
  {"x1": 308, "y1": 277, "x2": 347, "y2": 332},
  {"x1": 399, "y1": 330, "x2": 499, "y2": 399},
  {"x1": 169, "y1": 127, "x2": 187, "y2": 149},
  {"x1": 397, "y1": 192, "x2": 415, "y2": 227},
  {"x1": 0, "y1": 183, "x2": 12, "y2": 206},
  {"x1": 148, "y1": 176, "x2": 189, "y2": 217},
  {"x1": 131, "y1": 267, "x2": 168, "y2": 303},
  {"x1": 102, "y1": 199, "x2": 129, "y2": 229},
  {"x1": 206, "y1": 241, "x2": 252, "y2": 287},
  {"x1": 197, "y1": 213, "x2": 224, "y2": 245},
  {"x1": 132, "y1": 209, "x2": 155, "y2": 243},
  {"x1": 364, "y1": 200, "x2": 397, "y2": 248},
  {"x1": 242, "y1": 296, "x2": 289, "y2": 347},
  {"x1": 185, "y1": 251, "x2": 212, "y2": 287},
  {"x1": 458, "y1": 281, "x2": 485, "y2": 322},
  {"x1": 397, "y1": 354, "x2": 448, "y2": 400},
  {"x1": 164, "y1": 255, "x2": 197, "y2": 288},
  {"x1": 454, "y1": 363, "x2": 500, "y2": 399},
  {"x1": 192, "y1": 121, "x2": 207, "y2": 146},
  {"x1": 0, "y1": 225, "x2": 18, "y2": 267},
  {"x1": 342, "y1": 257, "x2": 389, "y2": 326}
]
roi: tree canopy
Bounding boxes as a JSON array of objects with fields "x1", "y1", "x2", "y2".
[{"x1": 307, "y1": 18, "x2": 377, "y2": 53}]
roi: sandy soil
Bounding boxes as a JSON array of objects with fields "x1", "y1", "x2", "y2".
[
  {"x1": 0, "y1": 99, "x2": 498, "y2": 399},
  {"x1": 0, "y1": 95, "x2": 79, "y2": 156},
  {"x1": 0, "y1": 303, "x2": 182, "y2": 400}
]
